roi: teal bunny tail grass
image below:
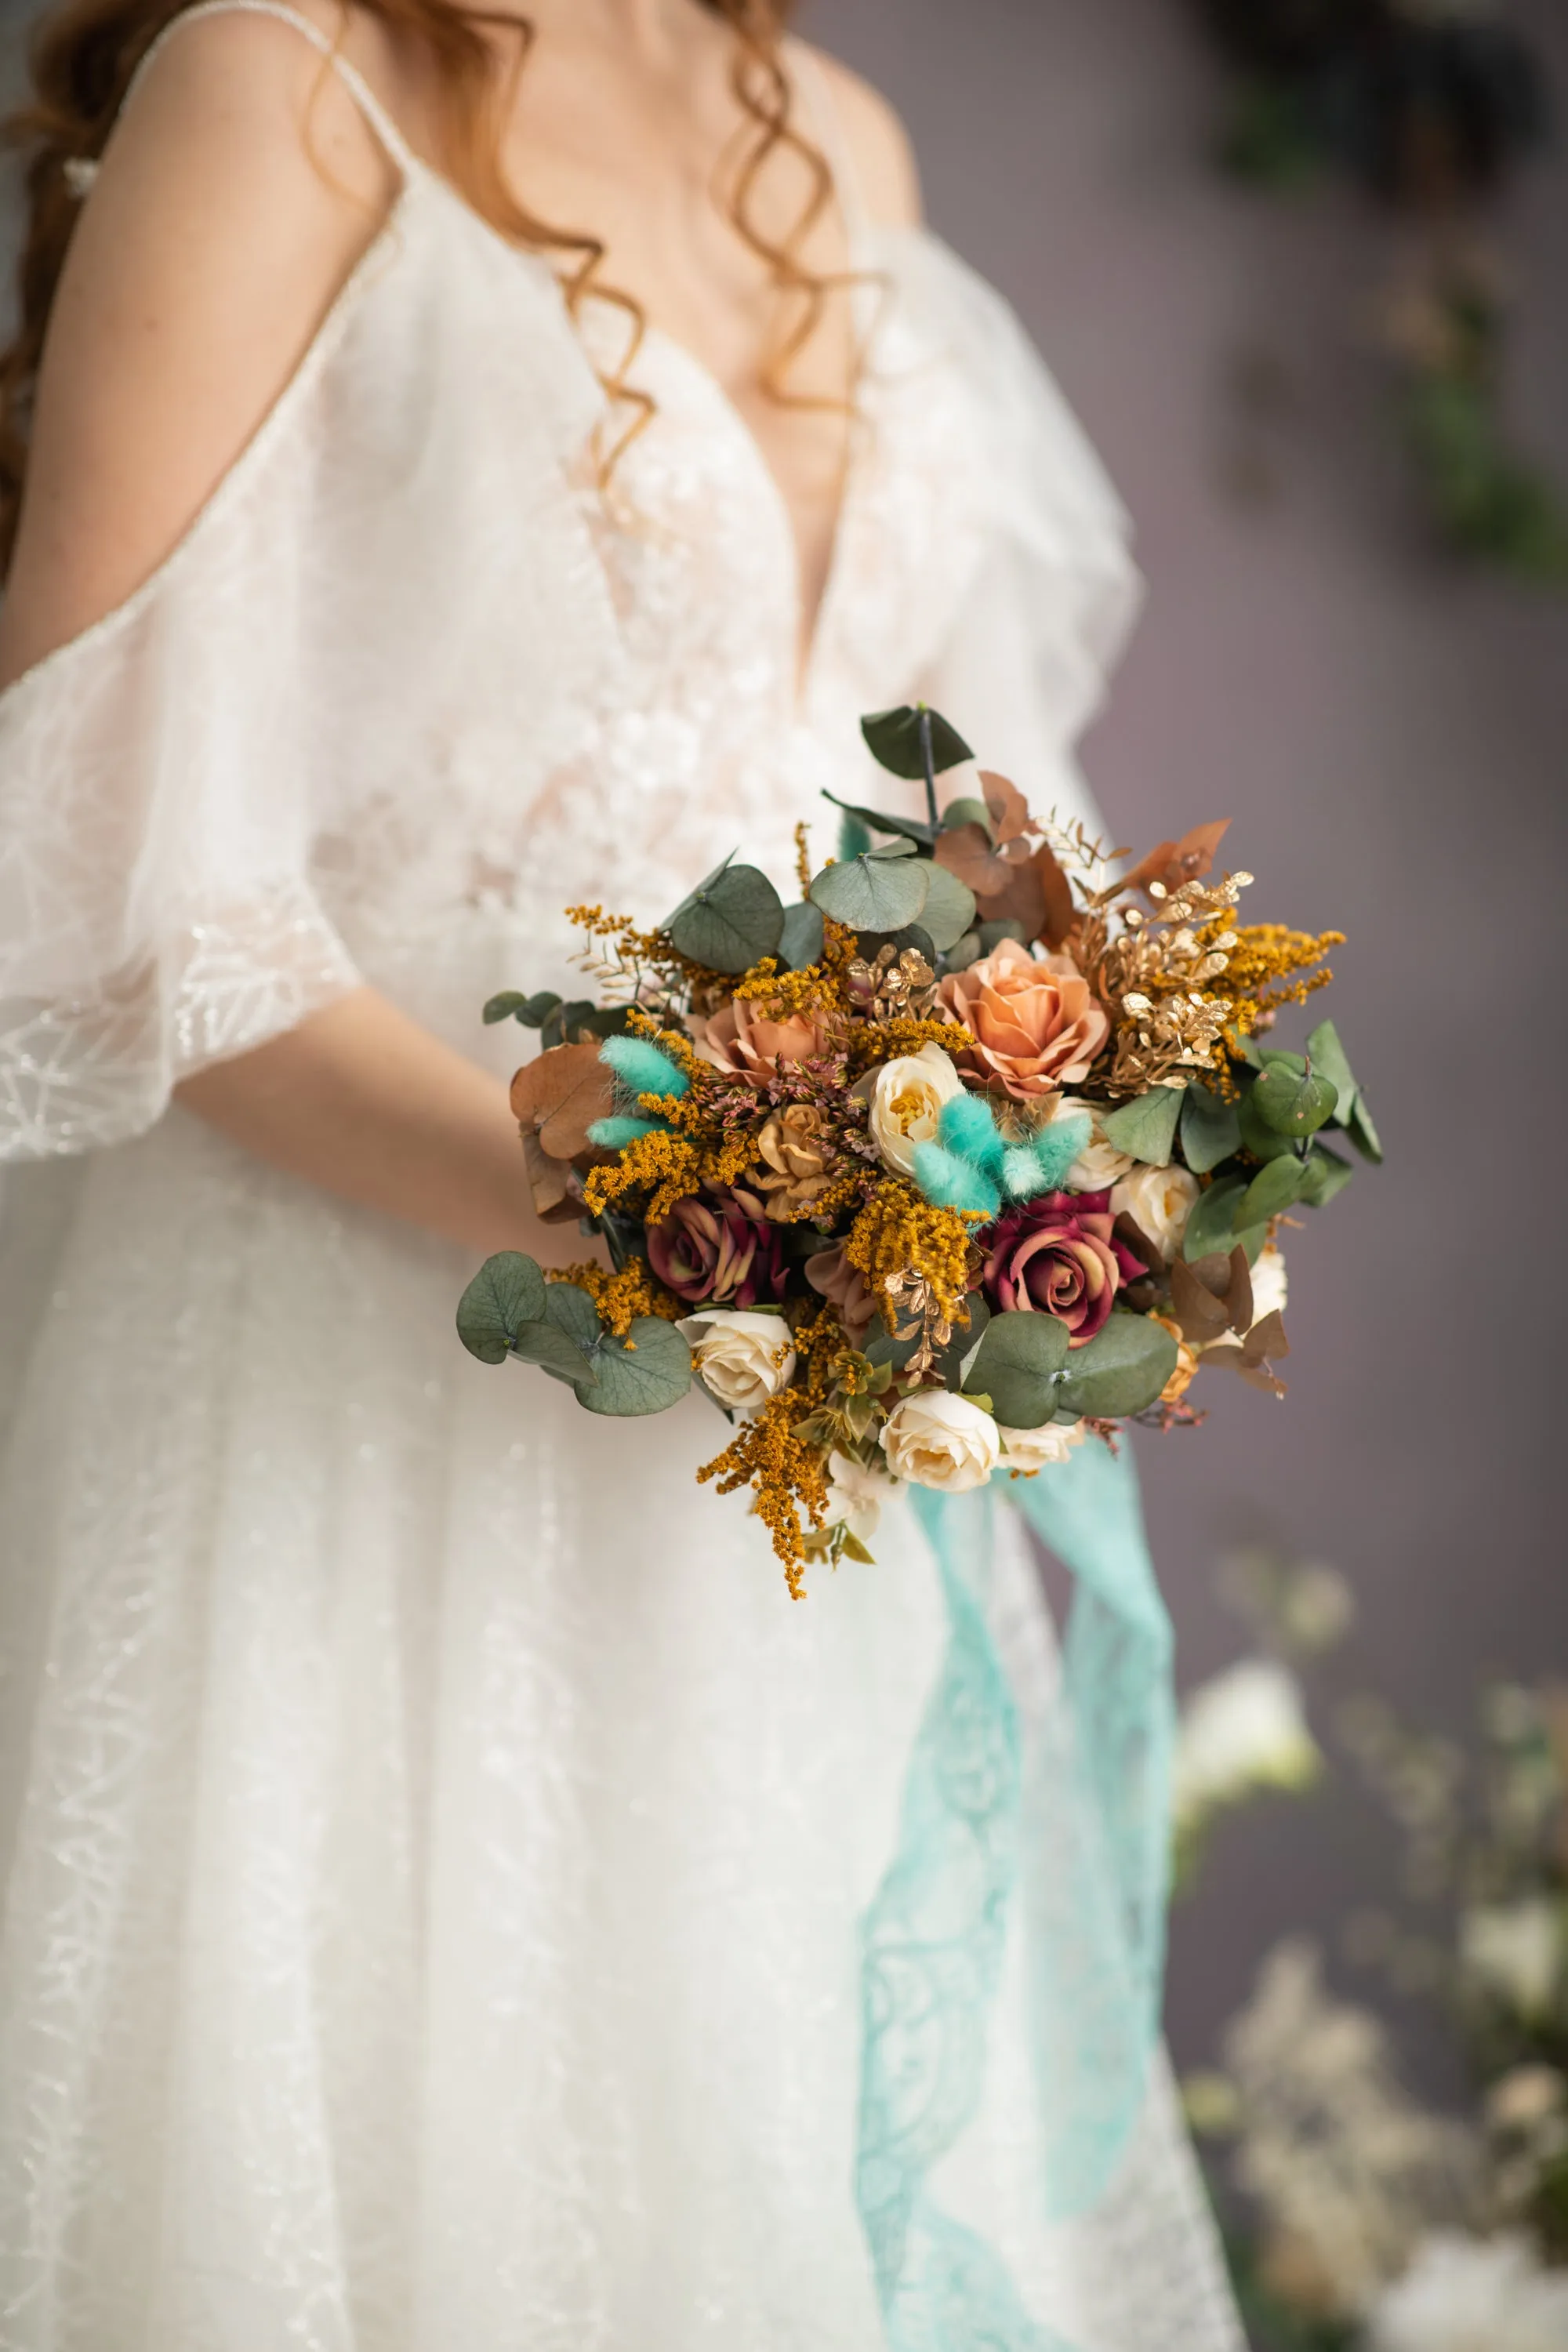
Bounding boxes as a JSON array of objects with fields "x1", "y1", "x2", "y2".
[
  {"x1": 938, "y1": 1094, "x2": 1007, "y2": 1181},
  {"x1": 599, "y1": 1035, "x2": 691, "y2": 1102},
  {"x1": 996, "y1": 1114, "x2": 1093, "y2": 1204},
  {"x1": 587, "y1": 1115, "x2": 670, "y2": 1150},
  {"x1": 912, "y1": 1142, "x2": 1002, "y2": 1221}
]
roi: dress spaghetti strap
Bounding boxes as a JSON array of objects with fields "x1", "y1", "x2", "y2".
[{"x1": 71, "y1": 0, "x2": 416, "y2": 191}]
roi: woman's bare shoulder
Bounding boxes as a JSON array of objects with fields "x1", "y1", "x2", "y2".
[
  {"x1": 794, "y1": 43, "x2": 923, "y2": 231},
  {"x1": 0, "y1": 5, "x2": 401, "y2": 684}
]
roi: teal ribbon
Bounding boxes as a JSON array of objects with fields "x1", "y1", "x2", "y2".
[{"x1": 854, "y1": 1441, "x2": 1174, "y2": 2346}]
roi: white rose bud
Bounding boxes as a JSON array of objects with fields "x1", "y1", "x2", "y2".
[
  {"x1": 868, "y1": 1043, "x2": 964, "y2": 1176},
  {"x1": 996, "y1": 1417, "x2": 1087, "y2": 1474},
  {"x1": 880, "y1": 1389, "x2": 1000, "y2": 1494},
  {"x1": 1248, "y1": 1242, "x2": 1288, "y2": 1329},
  {"x1": 825, "y1": 1450, "x2": 889, "y2": 1542},
  {"x1": 676, "y1": 1308, "x2": 796, "y2": 1415},
  {"x1": 1110, "y1": 1161, "x2": 1201, "y2": 1261},
  {"x1": 1046, "y1": 1093, "x2": 1134, "y2": 1189}
]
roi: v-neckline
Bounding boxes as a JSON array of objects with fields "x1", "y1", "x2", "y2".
[{"x1": 397, "y1": 151, "x2": 882, "y2": 711}]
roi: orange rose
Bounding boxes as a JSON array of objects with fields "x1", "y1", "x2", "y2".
[
  {"x1": 938, "y1": 936, "x2": 1108, "y2": 1099},
  {"x1": 690, "y1": 996, "x2": 840, "y2": 1077}
]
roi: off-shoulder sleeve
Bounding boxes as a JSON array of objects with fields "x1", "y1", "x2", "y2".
[
  {"x1": 0, "y1": 390, "x2": 365, "y2": 1160},
  {"x1": 902, "y1": 234, "x2": 1143, "y2": 837}
]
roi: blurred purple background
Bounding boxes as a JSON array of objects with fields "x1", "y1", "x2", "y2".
[{"x1": 804, "y1": 0, "x2": 1568, "y2": 2076}]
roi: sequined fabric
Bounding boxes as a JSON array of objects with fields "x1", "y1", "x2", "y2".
[{"x1": 0, "y1": 16, "x2": 1241, "y2": 2347}]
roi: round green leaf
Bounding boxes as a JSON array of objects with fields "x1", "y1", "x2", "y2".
[
  {"x1": 543, "y1": 1283, "x2": 601, "y2": 1350},
  {"x1": 575, "y1": 1317, "x2": 692, "y2": 1417},
  {"x1": 916, "y1": 860, "x2": 978, "y2": 953},
  {"x1": 1236, "y1": 1087, "x2": 1300, "y2": 1165},
  {"x1": 778, "y1": 900, "x2": 826, "y2": 971},
  {"x1": 1252, "y1": 1060, "x2": 1338, "y2": 1138},
  {"x1": 457, "y1": 1252, "x2": 548, "y2": 1364},
  {"x1": 967, "y1": 1311, "x2": 1071, "y2": 1429},
  {"x1": 1183, "y1": 1177, "x2": 1250, "y2": 1261},
  {"x1": 666, "y1": 859, "x2": 785, "y2": 975},
  {"x1": 1347, "y1": 1094, "x2": 1383, "y2": 1165},
  {"x1": 1053, "y1": 1312, "x2": 1178, "y2": 1421},
  {"x1": 1305, "y1": 1018, "x2": 1359, "y2": 1121},
  {"x1": 1234, "y1": 1155, "x2": 1308, "y2": 1229},
  {"x1": 860, "y1": 704, "x2": 975, "y2": 781},
  {"x1": 939, "y1": 796, "x2": 993, "y2": 836},
  {"x1": 510, "y1": 1319, "x2": 601, "y2": 1386},
  {"x1": 810, "y1": 849, "x2": 931, "y2": 933},
  {"x1": 1099, "y1": 1087, "x2": 1181, "y2": 1169},
  {"x1": 1297, "y1": 1142, "x2": 1356, "y2": 1209},
  {"x1": 1180, "y1": 1082, "x2": 1243, "y2": 1175},
  {"x1": 482, "y1": 991, "x2": 528, "y2": 1025}
]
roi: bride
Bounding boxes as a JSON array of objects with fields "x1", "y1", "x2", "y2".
[{"x1": 0, "y1": 1, "x2": 1243, "y2": 2343}]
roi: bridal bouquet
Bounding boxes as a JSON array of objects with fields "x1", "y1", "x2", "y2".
[{"x1": 458, "y1": 706, "x2": 1377, "y2": 1595}]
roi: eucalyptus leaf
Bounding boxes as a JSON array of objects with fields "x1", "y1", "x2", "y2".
[
  {"x1": 482, "y1": 991, "x2": 528, "y2": 1025},
  {"x1": 778, "y1": 900, "x2": 826, "y2": 971},
  {"x1": 1258, "y1": 1048, "x2": 1307, "y2": 1076},
  {"x1": 1234, "y1": 1155, "x2": 1308, "y2": 1229},
  {"x1": 1053, "y1": 1312, "x2": 1179, "y2": 1421},
  {"x1": 575, "y1": 1317, "x2": 692, "y2": 1417},
  {"x1": 1180, "y1": 1081, "x2": 1242, "y2": 1175},
  {"x1": 666, "y1": 859, "x2": 785, "y2": 975},
  {"x1": 1236, "y1": 1087, "x2": 1301, "y2": 1164},
  {"x1": 810, "y1": 850, "x2": 931, "y2": 933},
  {"x1": 966, "y1": 1312, "x2": 1070, "y2": 1429},
  {"x1": 1348, "y1": 1094, "x2": 1383, "y2": 1165},
  {"x1": 1099, "y1": 1087, "x2": 1182, "y2": 1168},
  {"x1": 542, "y1": 1281, "x2": 603, "y2": 1352},
  {"x1": 915, "y1": 861, "x2": 978, "y2": 953},
  {"x1": 456, "y1": 1252, "x2": 549, "y2": 1364},
  {"x1": 860, "y1": 704, "x2": 974, "y2": 781},
  {"x1": 977, "y1": 918, "x2": 1027, "y2": 954},
  {"x1": 1183, "y1": 1177, "x2": 1250, "y2": 1262},
  {"x1": 820, "y1": 789, "x2": 938, "y2": 849},
  {"x1": 1305, "y1": 1020, "x2": 1359, "y2": 1117},
  {"x1": 943, "y1": 931, "x2": 982, "y2": 971},
  {"x1": 509, "y1": 1317, "x2": 600, "y2": 1387},
  {"x1": 940, "y1": 796, "x2": 993, "y2": 837},
  {"x1": 554, "y1": 999, "x2": 606, "y2": 1045},
  {"x1": 1298, "y1": 1142, "x2": 1356, "y2": 1208},
  {"x1": 1252, "y1": 1059, "x2": 1338, "y2": 1138}
]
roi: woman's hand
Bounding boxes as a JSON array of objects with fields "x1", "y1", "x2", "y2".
[{"x1": 176, "y1": 987, "x2": 597, "y2": 1266}]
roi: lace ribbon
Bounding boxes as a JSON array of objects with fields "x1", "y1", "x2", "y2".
[{"x1": 855, "y1": 1442, "x2": 1174, "y2": 2345}]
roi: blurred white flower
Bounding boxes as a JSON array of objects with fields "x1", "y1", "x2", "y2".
[
  {"x1": 1367, "y1": 2233, "x2": 1568, "y2": 2352},
  {"x1": 1174, "y1": 1660, "x2": 1321, "y2": 1831},
  {"x1": 1044, "y1": 1092, "x2": 1134, "y2": 1189},
  {"x1": 1250, "y1": 1240, "x2": 1289, "y2": 1328},
  {"x1": 1111, "y1": 1161, "x2": 1200, "y2": 1260},
  {"x1": 996, "y1": 1417, "x2": 1086, "y2": 1474},
  {"x1": 1460, "y1": 1900, "x2": 1562, "y2": 2022},
  {"x1": 867, "y1": 1044, "x2": 964, "y2": 1176},
  {"x1": 676, "y1": 1309, "x2": 795, "y2": 1414},
  {"x1": 880, "y1": 1390, "x2": 1000, "y2": 1494},
  {"x1": 824, "y1": 1450, "x2": 887, "y2": 1543}
]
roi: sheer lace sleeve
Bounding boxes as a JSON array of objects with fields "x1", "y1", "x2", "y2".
[
  {"x1": 907, "y1": 234, "x2": 1143, "y2": 837},
  {"x1": 0, "y1": 366, "x2": 370, "y2": 1160}
]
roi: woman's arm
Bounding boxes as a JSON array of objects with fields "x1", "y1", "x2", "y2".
[{"x1": 1, "y1": 16, "x2": 568, "y2": 1261}]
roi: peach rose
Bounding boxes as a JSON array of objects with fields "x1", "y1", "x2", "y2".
[
  {"x1": 938, "y1": 936, "x2": 1108, "y2": 1099},
  {"x1": 690, "y1": 996, "x2": 840, "y2": 1079}
]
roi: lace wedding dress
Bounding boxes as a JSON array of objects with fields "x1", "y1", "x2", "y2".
[{"x1": 0, "y1": 9, "x2": 1243, "y2": 2347}]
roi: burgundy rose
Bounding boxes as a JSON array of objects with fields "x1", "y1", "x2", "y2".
[
  {"x1": 982, "y1": 1188, "x2": 1144, "y2": 1348},
  {"x1": 647, "y1": 1185, "x2": 787, "y2": 1309}
]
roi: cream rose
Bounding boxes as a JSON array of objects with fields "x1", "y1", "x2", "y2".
[
  {"x1": 880, "y1": 1390, "x2": 1000, "y2": 1494},
  {"x1": 867, "y1": 1043, "x2": 964, "y2": 1176},
  {"x1": 997, "y1": 1417, "x2": 1087, "y2": 1473},
  {"x1": 1110, "y1": 1161, "x2": 1200, "y2": 1261},
  {"x1": 1248, "y1": 1242, "x2": 1288, "y2": 1329},
  {"x1": 676, "y1": 1308, "x2": 796, "y2": 1414},
  {"x1": 1045, "y1": 1094, "x2": 1135, "y2": 1189},
  {"x1": 825, "y1": 1450, "x2": 889, "y2": 1542}
]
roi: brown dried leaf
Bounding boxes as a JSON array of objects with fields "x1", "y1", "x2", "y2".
[
  {"x1": 979, "y1": 768, "x2": 1032, "y2": 844},
  {"x1": 974, "y1": 850, "x2": 1047, "y2": 943},
  {"x1": 1036, "y1": 843, "x2": 1076, "y2": 949},
  {"x1": 1224, "y1": 1243, "x2": 1254, "y2": 1338},
  {"x1": 519, "y1": 1129, "x2": 584, "y2": 1224},
  {"x1": 934, "y1": 822, "x2": 1015, "y2": 899},
  {"x1": 510, "y1": 1040, "x2": 616, "y2": 1160},
  {"x1": 1122, "y1": 819, "x2": 1232, "y2": 902},
  {"x1": 1169, "y1": 1252, "x2": 1233, "y2": 1344}
]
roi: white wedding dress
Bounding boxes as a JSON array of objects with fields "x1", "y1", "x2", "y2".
[{"x1": 0, "y1": 10, "x2": 1243, "y2": 2347}]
